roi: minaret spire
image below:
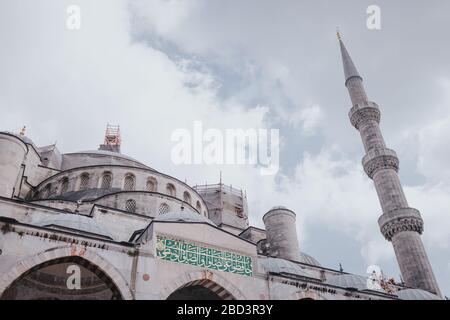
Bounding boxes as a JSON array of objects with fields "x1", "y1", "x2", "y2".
[
  {"x1": 338, "y1": 33, "x2": 362, "y2": 85},
  {"x1": 338, "y1": 35, "x2": 442, "y2": 296}
]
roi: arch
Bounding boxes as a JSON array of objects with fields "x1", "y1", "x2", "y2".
[
  {"x1": 183, "y1": 191, "x2": 192, "y2": 205},
  {"x1": 290, "y1": 290, "x2": 324, "y2": 300},
  {"x1": 196, "y1": 201, "x2": 202, "y2": 212},
  {"x1": 166, "y1": 183, "x2": 176, "y2": 197},
  {"x1": 160, "y1": 270, "x2": 246, "y2": 300},
  {"x1": 42, "y1": 183, "x2": 52, "y2": 198},
  {"x1": 146, "y1": 177, "x2": 157, "y2": 192},
  {"x1": 0, "y1": 246, "x2": 133, "y2": 300},
  {"x1": 123, "y1": 174, "x2": 136, "y2": 191},
  {"x1": 79, "y1": 172, "x2": 90, "y2": 191},
  {"x1": 158, "y1": 203, "x2": 170, "y2": 215},
  {"x1": 100, "y1": 171, "x2": 113, "y2": 189},
  {"x1": 125, "y1": 199, "x2": 137, "y2": 213},
  {"x1": 59, "y1": 177, "x2": 69, "y2": 195}
]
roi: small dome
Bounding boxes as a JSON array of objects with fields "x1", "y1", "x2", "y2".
[
  {"x1": 325, "y1": 273, "x2": 369, "y2": 291},
  {"x1": 0, "y1": 131, "x2": 33, "y2": 146},
  {"x1": 397, "y1": 288, "x2": 441, "y2": 300},
  {"x1": 270, "y1": 205, "x2": 287, "y2": 210},
  {"x1": 260, "y1": 257, "x2": 318, "y2": 279},
  {"x1": 36, "y1": 214, "x2": 113, "y2": 239},
  {"x1": 299, "y1": 252, "x2": 322, "y2": 267},
  {"x1": 154, "y1": 211, "x2": 216, "y2": 226}
]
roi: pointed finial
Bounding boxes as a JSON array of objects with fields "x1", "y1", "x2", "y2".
[
  {"x1": 336, "y1": 27, "x2": 341, "y2": 40},
  {"x1": 19, "y1": 126, "x2": 26, "y2": 136}
]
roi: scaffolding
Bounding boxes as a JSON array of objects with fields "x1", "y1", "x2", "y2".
[
  {"x1": 104, "y1": 124, "x2": 121, "y2": 146},
  {"x1": 99, "y1": 124, "x2": 121, "y2": 153},
  {"x1": 194, "y1": 182, "x2": 249, "y2": 232}
]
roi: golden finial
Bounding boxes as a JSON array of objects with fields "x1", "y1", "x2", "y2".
[
  {"x1": 19, "y1": 126, "x2": 26, "y2": 136},
  {"x1": 336, "y1": 27, "x2": 341, "y2": 40}
]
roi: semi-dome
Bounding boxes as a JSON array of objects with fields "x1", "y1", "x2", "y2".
[
  {"x1": 325, "y1": 273, "x2": 369, "y2": 291},
  {"x1": 0, "y1": 131, "x2": 33, "y2": 146},
  {"x1": 260, "y1": 257, "x2": 318, "y2": 279},
  {"x1": 36, "y1": 213, "x2": 113, "y2": 240},
  {"x1": 299, "y1": 252, "x2": 321, "y2": 267},
  {"x1": 154, "y1": 211, "x2": 216, "y2": 226},
  {"x1": 396, "y1": 288, "x2": 441, "y2": 300}
]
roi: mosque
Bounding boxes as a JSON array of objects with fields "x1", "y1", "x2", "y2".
[{"x1": 0, "y1": 36, "x2": 442, "y2": 300}]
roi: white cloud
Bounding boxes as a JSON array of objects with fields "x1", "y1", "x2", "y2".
[{"x1": 0, "y1": 0, "x2": 449, "y2": 294}]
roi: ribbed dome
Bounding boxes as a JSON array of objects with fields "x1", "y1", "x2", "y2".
[
  {"x1": 36, "y1": 214, "x2": 113, "y2": 239},
  {"x1": 260, "y1": 257, "x2": 318, "y2": 279},
  {"x1": 397, "y1": 289, "x2": 441, "y2": 300},
  {"x1": 154, "y1": 211, "x2": 216, "y2": 226},
  {"x1": 325, "y1": 273, "x2": 369, "y2": 290}
]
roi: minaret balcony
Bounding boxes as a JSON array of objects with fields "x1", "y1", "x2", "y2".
[
  {"x1": 378, "y1": 207, "x2": 424, "y2": 241},
  {"x1": 348, "y1": 101, "x2": 380, "y2": 129},
  {"x1": 362, "y1": 147, "x2": 399, "y2": 179}
]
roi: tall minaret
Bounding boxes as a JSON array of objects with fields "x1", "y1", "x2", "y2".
[{"x1": 337, "y1": 32, "x2": 441, "y2": 296}]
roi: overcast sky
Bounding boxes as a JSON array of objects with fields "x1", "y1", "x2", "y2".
[{"x1": 1, "y1": 0, "x2": 449, "y2": 296}]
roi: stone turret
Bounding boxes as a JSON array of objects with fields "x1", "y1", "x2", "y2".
[
  {"x1": 262, "y1": 206, "x2": 300, "y2": 262},
  {"x1": 338, "y1": 33, "x2": 441, "y2": 296},
  {"x1": 0, "y1": 132, "x2": 28, "y2": 198}
]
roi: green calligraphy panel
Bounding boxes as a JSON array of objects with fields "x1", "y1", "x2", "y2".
[{"x1": 156, "y1": 235, "x2": 252, "y2": 276}]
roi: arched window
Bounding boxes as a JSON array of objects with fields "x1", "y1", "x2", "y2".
[
  {"x1": 42, "y1": 183, "x2": 52, "y2": 198},
  {"x1": 146, "y1": 177, "x2": 157, "y2": 192},
  {"x1": 125, "y1": 199, "x2": 137, "y2": 213},
  {"x1": 59, "y1": 178, "x2": 69, "y2": 195},
  {"x1": 101, "y1": 172, "x2": 112, "y2": 189},
  {"x1": 79, "y1": 173, "x2": 90, "y2": 191},
  {"x1": 196, "y1": 201, "x2": 202, "y2": 212},
  {"x1": 166, "y1": 183, "x2": 176, "y2": 197},
  {"x1": 183, "y1": 191, "x2": 192, "y2": 204},
  {"x1": 123, "y1": 174, "x2": 136, "y2": 191},
  {"x1": 159, "y1": 203, "x2": 170, "y2": 215}
]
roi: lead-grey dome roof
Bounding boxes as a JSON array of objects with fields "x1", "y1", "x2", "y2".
[
  {"x1": 70, "y1": 150, "x2": 143, "y2": 163},
  {"x1": 154, "y1": 211, "x2": 216, "y2": 226},
  {"x1": 36, "y1": 214, "x2": 113, "y2": 239},
  {"x1": 396, "y1": 288, "x2": 441, "y2": 300},
  {"x1": 62, "y1": 150, "x2": 155, "y2": 170},
  {"x1": 260, "y1": 257, "x2": 318, "y2": 279},
  {"x1": 325, "y1": 273, "x2": 370, "y2": 291},
  {"x1": 299, "y1": 252, "x2": 321, "y2": 267}
]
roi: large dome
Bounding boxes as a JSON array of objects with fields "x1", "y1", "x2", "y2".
[
  {"x1": 61, "y1": 150, "x2": 155, "y2": 170},
  {"x1": 36, "y1": 213, "x2": 113, "y2": 239}
]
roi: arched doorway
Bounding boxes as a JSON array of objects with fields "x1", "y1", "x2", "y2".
[
  {"x1": 167, "y1": 279, "x2": 235, "y2": 300},
  {"x1": 1, "y1": 256, "x2": 123, "y2": 300}
]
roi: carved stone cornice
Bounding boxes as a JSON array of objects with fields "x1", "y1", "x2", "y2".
[
  {"x1": 348, "y1": 102, "x2": 381, "y2": 130},
  {"x1": 362, "y1": 148, "x2": 399, "y2": 179},
  {"x1": 378, "y1": 208, "x2": 423, "y2": 241}
]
